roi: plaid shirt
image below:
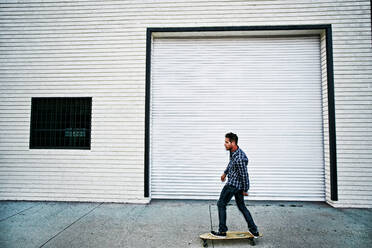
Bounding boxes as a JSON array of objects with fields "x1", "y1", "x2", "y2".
[{"x1": 224, "y1": 147, "x2": 250, "y2": 192}]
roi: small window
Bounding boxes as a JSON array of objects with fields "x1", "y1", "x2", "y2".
[{"x1": 30, "y1": 97, "x2": 92, "y2": 149}]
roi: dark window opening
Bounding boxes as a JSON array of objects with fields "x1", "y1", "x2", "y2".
[{"x1": 30, "y1": 97, "x2": 92, "y2": 149}]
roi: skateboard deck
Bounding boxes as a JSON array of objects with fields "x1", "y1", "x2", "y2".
[{"x1": 200, "y1": 231, "x2": 262, "y2": 247}]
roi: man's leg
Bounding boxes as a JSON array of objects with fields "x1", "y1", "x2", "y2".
[
  {"x1": 217, "y1": 185, "x2": 236, "y2": 233},
  {"x1": 234, "y1": 190, "x2": 258, "y2": 233}
]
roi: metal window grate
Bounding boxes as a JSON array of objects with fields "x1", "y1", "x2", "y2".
[{"x1": 30, "y1": 97, "x2": 92, "y2": 149}]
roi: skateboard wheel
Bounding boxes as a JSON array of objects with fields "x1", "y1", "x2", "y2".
[
  {"x1": 249, "y1": 237, "x2": 256, "y2": 246},
  {"x1": 202, "y1": 239, "x2": 208, "y2": 247}
]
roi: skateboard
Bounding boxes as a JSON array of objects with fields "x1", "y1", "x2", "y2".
[{"x1": 199, "y1": 231, "x2": 262, "y2": 247}]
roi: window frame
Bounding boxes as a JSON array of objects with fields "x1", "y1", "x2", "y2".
[{"x1": 29, "y1": 97, "x2": 92, "y2": 150}]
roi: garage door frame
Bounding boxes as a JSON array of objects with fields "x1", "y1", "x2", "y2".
[{"x1": 144, "y1": 24, "x2": 337, "y2": 201}]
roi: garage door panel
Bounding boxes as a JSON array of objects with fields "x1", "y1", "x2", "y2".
[{"x1": 151, "y1": 36, "x2": 325, "y2": 201}]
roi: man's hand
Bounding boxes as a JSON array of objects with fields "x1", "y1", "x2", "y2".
[
  {"x1": 242, "y1": 192, "x2": 249, "y2": 196},
  {"x1": 221, "y1": 173, "x2": 226, "y2": 182}
]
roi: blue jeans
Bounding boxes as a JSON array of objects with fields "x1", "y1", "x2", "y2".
[{"x1": 217, "y1": 184, "x2": 258, "y2": 233}]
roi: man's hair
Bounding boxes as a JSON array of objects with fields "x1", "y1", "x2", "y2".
[{"x1": 225, "y1": 132, "x2": 238, "y2": 144}]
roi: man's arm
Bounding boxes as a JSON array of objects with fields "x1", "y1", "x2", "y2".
[
  {"x1": 237, "y1": 156, "x2": 250, "y2": 192},
  {"x1": 224, "y1": 160, "x2": 231, "y2": 175},
  {"x1": 223, "y1": 160, "x2": 232, "y2": 176},
  {"x1": 221, "y1": 160, "x2": 232, "y2": 182}
]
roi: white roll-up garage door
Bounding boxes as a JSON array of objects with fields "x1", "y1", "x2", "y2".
[{"x1": 150, "y1": 35, "x2": 325, "y2": 201}]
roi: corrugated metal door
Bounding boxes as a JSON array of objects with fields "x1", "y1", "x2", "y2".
[{"x1": 150, "y1": 36, "x2": 325, "y2": 201}]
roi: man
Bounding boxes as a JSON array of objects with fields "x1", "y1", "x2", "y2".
[{"x1": 211, "y1": 132, "x2": 259, "y2": 238}]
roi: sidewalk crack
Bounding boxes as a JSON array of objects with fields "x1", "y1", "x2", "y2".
[
  {"x1": 209, "y1": 204, "x2": 213, "y2": 231},
  {"x1": 39, "y1": 203, "x2": 103, "y2": 248},
  {"x1": 209, "y1": 204, "x2": 215, "y2": 248},
  {"x1": 0, "y1": 205, "x2": 37, "y2": 222}
]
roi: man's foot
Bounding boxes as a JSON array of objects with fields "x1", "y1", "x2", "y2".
[
  {"x1": 210, "y1": 231, "x2": 226, "y2": 238},
  {"x1": 248, "y1": 230, "x2": 260, "y2": 238}
]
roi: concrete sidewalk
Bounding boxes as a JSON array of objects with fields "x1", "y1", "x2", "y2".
[{"x1": 0, "y1": 200, "x2": 371, "y2": 248}]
